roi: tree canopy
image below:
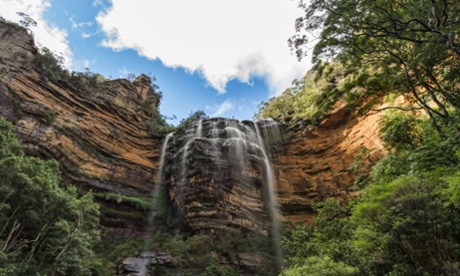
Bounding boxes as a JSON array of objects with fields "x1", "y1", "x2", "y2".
[
  {"x1": 289, "y1": 0, "x2": 460, "y2": 132},
  {"x1": 0, "y1": 118, "x2": 101, "y2": 275}
]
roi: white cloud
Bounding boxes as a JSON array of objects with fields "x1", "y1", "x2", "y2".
[
  {"x1": 70, "y1": 16, "x2": 78, "y2": 29},
  {"x1": 211, "y1": 100, "x2": 234, "y2": 117},
  {"x1": 70, "y1": 16, "x2": 93, "y2": 29},
  {"x1": 96, "y1": 0, "x2": 312, "y2": 95},
  {"x1": 93, "y1": 0, "x2": 106, "y2": 8},
  {"x1": 82, "y1": 32, "x2": 92, "y2": 39},
  {"x1": 0, "y1": 0, "x2": 73, "y2": 69}
]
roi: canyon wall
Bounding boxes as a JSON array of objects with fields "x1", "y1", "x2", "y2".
[
  {"x1": 0, "y1": 20, "x2": 161, "y2": 237},
  {"x1": 0, "y1": 20, "x2": 386, "y2": 239},
  {"x1": 273, "y1": 106, "x2": 385, "y2": 224}
]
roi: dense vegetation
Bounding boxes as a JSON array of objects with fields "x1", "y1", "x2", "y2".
[
  {"x1": 0, "y1": 118, "x2": 101, "y2": 275},
  {"x1": 281, "y1": 112, "x2": 460, "y2": 275},
  {"x1": 270, "y1": 0, "x2": 460, "y2": 275}
]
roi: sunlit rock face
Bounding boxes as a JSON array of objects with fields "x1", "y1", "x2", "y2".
[
  {"x1": 0, "y1": 19, "x2": 387, "y2": 240},
  {"x1": 164, "y1": 118, "x2": 283, "y2": 234},
  {"x1": 273, "y1": 105, "x2": 386, "y2": 225},
  {"x1": 0, "y1": 20, "x2": 162, "y2": 237}
]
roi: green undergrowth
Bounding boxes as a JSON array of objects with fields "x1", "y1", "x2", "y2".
[{"x1": 143, "y1": 228, "x2": 278, "y2": 275}]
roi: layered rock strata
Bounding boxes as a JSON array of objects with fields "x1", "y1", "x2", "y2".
[
  {"x1": 0, "y1": 20, "x2": 161, "y2": 236},
  {"x1": 164, "y1": 118, "x2": 283, "y2": 234},
  {"x1": 273, "y1": 106, "x2": 385, "y2": 224},
  {"x1": 0, "y1": 20, "x2": 387, "y2": 239}
]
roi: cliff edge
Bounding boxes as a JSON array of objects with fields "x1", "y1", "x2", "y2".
[{"x1": 0, "y1": 20, "x2": 161, "y2": 237}]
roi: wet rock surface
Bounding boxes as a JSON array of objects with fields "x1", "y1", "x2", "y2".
[
  {"x1": 164, "y1": 118, "x2": 283, "y2": 235},
  {"x1": 122, "y1": 252, "x2": 179, "y2": 276}
]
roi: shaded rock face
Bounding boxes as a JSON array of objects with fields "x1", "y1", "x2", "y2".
[
  {"x1": 164, "y1": 118, "x2": 283, "y2": 234},
  {"x1": 0, "y1": 20, "x2": 161, "y2": 236},
  {"x1": 273, "y1": 106, "x2": 385, "y2": 224}
]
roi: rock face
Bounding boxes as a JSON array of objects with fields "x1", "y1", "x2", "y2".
[
  {"x1": 122, "y1": 252, "x2": 179, "y2": 276},
  {"x1": 163, "y1": 109, "x2": 384, "y2": 233},
  {"x1": 273, "y1": 105, "x2": 385, "y2": 224},
  {"x1": 0, "y1": 20, "x2": 386, "y2": 240},
  {"x1": 164, "y1": 118, "x2": 284, "y2": 234},
  {"x1": 0, "y1": 20, "x2": 161, "y2": 236}
]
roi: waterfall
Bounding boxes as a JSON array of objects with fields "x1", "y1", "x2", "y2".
[
  {"x1": 166, "y1": 118, "x2": 284, "y2": 267},
  {"x1": 156, "y1": 132, "x2": 173, "y2": 184},
  {"x1": 196, "y1": 119, "x2": 203, "y2": 138},
  {"x1": 140, "y1": 132, "x2": 174, "y2": 276},
  {"x1": 254, "y1": 120, "x2": 283, "y2": 268}
]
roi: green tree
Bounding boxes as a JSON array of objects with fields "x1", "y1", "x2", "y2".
[
  {"x1": 0, "y1": 118, "x2": 101, "y2": 275},
  {"x1": 352, "y1": 175, "x2": 460, "y2": 275},
  {"x1": 281, "y1": 256, "x2": 358, "y2": 276},
  {"x1": 255, "y1": 62, "x2": 354, "y2": 124},
  {"x1": 282, "y1": 199, "x2": 358, "y2": 270},
  {"x1": 290, "y1": 0, "x2": 460, "y2": 132}
]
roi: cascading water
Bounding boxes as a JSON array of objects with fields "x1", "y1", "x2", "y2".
[
  {"x1": 139, "y1": 132, "x2": 174, "y2": 276},
  {"x1": 196, "y1": 119, "x2": 203, "y2": 138},
  {"x1": 163, "y1": 117, "x2": 284, "y2": 267},
  {"x1": 254, "y1": 120, "x2": 283, "y2": 268},
  {"x1": 156, "y1": 132, "x2": 173, "y2": 184}
]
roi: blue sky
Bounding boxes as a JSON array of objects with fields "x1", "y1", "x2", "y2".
[{"x1": 0, "y1": 0, "x2": 312, "y2": 125}]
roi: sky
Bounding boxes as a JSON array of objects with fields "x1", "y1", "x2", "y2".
[{"x1": 0, "y1": 0, "x2": 312, "y2": 124}]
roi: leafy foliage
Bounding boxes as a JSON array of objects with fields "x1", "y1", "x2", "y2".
[
  {"x1": 0, "y1": 118, "x2": 101, "y2": 275},
  {"x1": 278, "y1": 3, "x2": 460, "y2": 271},
  {"x1": 145, "y1": 228, "x2": 276, "y2": 274},
  {"x1": 281, "y1": 256, "x2": 359, "y2": 276},
  {"x1": 255, "y1": 62, "x2": 354, "y2": 124},
  {"x1": 177, "y1": 110, "x2": 207, "y2": 130},
  {"x1": 290, "y1": 0, "x2": 460, "y2": 131},
  {"x1": 282, "y1": 199, "x2": 359, "y2": 270},
  {"x1": 352, "y1": 175, "x2": 460, "y2": 275},
  {"x1": 93, "y1": 237, "x2": 144, "y2": 275},
  {"x1": 282, "y1": 107, "x2": 460, "y2": 275}
]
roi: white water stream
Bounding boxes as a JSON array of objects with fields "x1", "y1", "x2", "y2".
[{"x1": 159, "y1": 118, "x2": 284, "y2": 268}]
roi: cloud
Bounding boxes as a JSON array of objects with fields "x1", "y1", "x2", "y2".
[
  {"x1": 93, "y1": 0, "x2": 107, "y2": 8},
  {"x1": 0, "y1": 0, "x2": 73, "y2": 69},
  {"x1": 211, "y1": 100, "x2": 234, "y2": 117},
  {"x1": 70, "y1": 16, "x2": 92, "y2": 29},
  {"x1": 96, "y1": 0, "x2": 312, "y2": 94}
]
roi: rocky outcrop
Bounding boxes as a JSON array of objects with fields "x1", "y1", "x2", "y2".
[
  {"x1": 122, "y1": 252, "x2": 179, "y2": 275},
  {"x1": 163, "y1": 107, "x2": 384, "y2": 233},
  {"x1": 0, "y1": 20, "x2": 162, "y2": 236},
  {"x1": 273, "y1": 105, "x2": 385, "y2": 224},
  {"x1": 164, "y1": 118, "x2": 283, "y2": 235}
]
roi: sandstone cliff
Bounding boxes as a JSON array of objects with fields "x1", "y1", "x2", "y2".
[
  {"x1": 0, "y1": 19, "x2": 386, "y2": 241},
  {"x1": 273, "y1": 105, "x2": 385, "y2": 224},
  {"x1": 162, "y1": 107, "x2": 385, "y2": 235},
  {"x1": 0, "y1": 20, "x2": 161, "y2": 237},
  {"x1": 164, "y1": 118, "x2": 283, "y2": 235}
]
